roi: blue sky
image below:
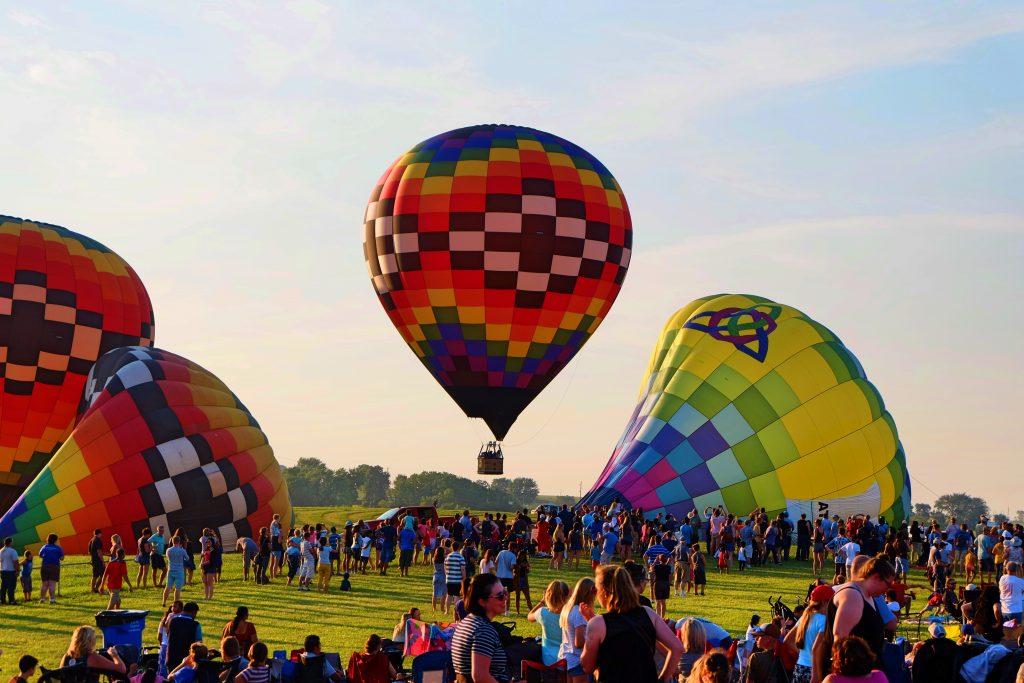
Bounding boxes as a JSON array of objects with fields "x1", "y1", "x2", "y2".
[{"x1": 1, "y1": 2, "x2": 1021, "y2": 513}]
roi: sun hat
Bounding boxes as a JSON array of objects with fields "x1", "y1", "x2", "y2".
[{"x1": 928, "y1": 623, "x2": 946, "y2": 638}]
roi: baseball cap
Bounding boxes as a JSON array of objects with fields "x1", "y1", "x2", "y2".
[
  {"x1": 754, "y1": 624, "x2": 782, "y2": 639},
  {"x1": 810, "y1": 584, "x2": 835, "y2": 602},
  {"x1": 1003, "y1": 531, "x2": 1013, "y2": 538},
  {"x1": 966, "y1": 583, "x2": 978, "y2": 592},
  {"x1": 928, "y1": 623, "x2": 946, "y2": 639},
  {"x1": 345, "y1": 521, "x2": 353, "y2": 527}
]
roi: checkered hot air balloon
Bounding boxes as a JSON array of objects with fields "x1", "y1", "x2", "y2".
[
  {"x1": 581, "y1": 294, "x2": 911, "y2": 522},
  {"x1": 0, "y1": 347, "x2": 291, "y2": 554},
  {"x1": 0, "y1": 215, "x2": 155, "y2": 514},
  {"x1": 364, "y1": 124, "x2": 632, "y2": 442}
]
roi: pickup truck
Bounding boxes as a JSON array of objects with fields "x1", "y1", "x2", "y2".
[{"x1": 365, "y1": 505, "x2": 457, "y2": 530}]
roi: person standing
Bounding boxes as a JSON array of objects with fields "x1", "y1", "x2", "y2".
[
  {"x1": 797, "y1": 514, "x2": 811, "y2": 562},
  {"x1": 998, "y1": 561, "x2": 1024, "y2": 624},
  {"x1": 398, "y1": 523, "x2": 416, "y2": 577},
  {"x1": 38, "y1": 533, "x2": 64, "y2": 604},
  {"x1": 316, "y1": 537, "x2": 332, "y2": 592},
  {"x1": 163, "y1": 535, "x2": 188, "y2": 607},
  {"x1": 165, "y1": 602, "x2": 202, "y2": 673},
  {"x1": 1, "y1": 537, "x2": 19, "y2": 605},
  {"x1": 88, "y1": 529, "x2": 105, "y2": 593},
  {"x1": 101, "y1": 548, "x2": 133, "y2": 609},
  {"x1": 136, "y1": 529, "x2": 153, "y2": 588},
  {"x1": 150, "y1": 525, "x2": 168, "y2": 587},
  {"x1": 443, "y1": 542, "x2": 467, "y2": 614},
  {"x1": 494, "y1": 544, "x2": 517, "y2": 617},
  {"x1": 201, "y1": 539, "x2": 217, "y2": 599}
]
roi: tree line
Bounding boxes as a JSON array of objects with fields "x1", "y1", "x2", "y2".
[
  {"x1": 281, "y1": 458, "x2": 540, "y2": 510},
  {"x1": 912, "y1": 492, "x2": 1024, "y2": 526}
]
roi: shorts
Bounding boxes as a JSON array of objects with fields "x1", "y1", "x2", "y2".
[
  {"x1": 330, "y1": 551, "x2": 339, "y2": 561},
  {"x1": 592, "y1": 560, "x2": 600, "y2": 569},
  {"x1": 136, "y1": 554, "x2": 150, "y2": 566},
  {"x1": 300, "y1": 561, "x2": 315, "y2": 580},
  {"x1": 981, "y1": 558, "x2": 994, "y2": 571},
  {"x1": 568, "y1": 664, "x2": 585, "y2": 677},
  {"x1": 500, "y1": 577, "x2": 514, "y2": 592},
  {"x1": 41, "y1": 565, "x2": 60, "y2": 582},
  {"x1": 814, "y1": 542, "x2": 825, "y2": 553},
  {"x1": 109, "y1": 588, "x2": 122, "y2": 602},
  {"x1": 92, "y1": 560, "x2": 105, "y2": 578},
  {"x1": 151, "y1": 555, "x2": 167, "y2": 570},
  {"x1": 897, "y1": 557, "x2": 909, "y2": 574},
  {"x1": 600, "y1": 552, "x2": 612, "y2": 564},
  {"x1": 382, "y1": 547, "x2": 396, "y2": 564},
  {"x1": 21, "y1": 575, "x2": 32, "y2": 592},
  {"x1": 400, "y1": 549, "x2": 413, "y2": 569},
  {"x1": 272, "y1": 550, "x2": 284, "y2": 563},
  {"x1": 447, "y1": 582, "x2": 463, "y2": 597},
  {"x1": 166, "y1": 571, "x2": 185, "y2": 590},
  {"x1": 654, "y1": 581, "x2": 670, "y2": 600},
  {"x1": 433, "y1": 577, "x2": 447, "y2": 598},
  {"x1": 287, "y1": 555, "x2": 299, "y2": 578}
]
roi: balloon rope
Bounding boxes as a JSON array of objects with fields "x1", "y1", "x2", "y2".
[
  {"x1": 907, "y1": 472, "x2": 941, "y2": 500},
  {"x1": 502, "y1": 356, "x2": 581, "y2": 447}
]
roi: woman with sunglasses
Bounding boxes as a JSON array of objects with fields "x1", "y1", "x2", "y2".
[
  {"x1": 451, "y1": 573, "x2": 511, "y2": 683},
  {"x1": 819, "y1": 555, "x2": 896, "y2": 675},
  {"x1": 580, "y1": 564, "x2": 682, "y2": 683}
]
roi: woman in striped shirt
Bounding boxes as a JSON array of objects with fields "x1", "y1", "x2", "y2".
[{"x1": 234, "y1": 643, "x2": 270, "y2": 683}]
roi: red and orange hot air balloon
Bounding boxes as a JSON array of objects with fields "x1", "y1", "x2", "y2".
[
  {"x1": 364, "y1": 125, "x2": 632, "y2": 470},
  {"x1": 0, "y1": 216, "x2": 155, "y2": 512}
]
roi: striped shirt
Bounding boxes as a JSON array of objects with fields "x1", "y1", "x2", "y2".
[
  {"x1": 445, "y1": 551, "x2": 467, "y2": 584},
  {"x1": 239, "y1": 665, "x2": 271, "y2": 683},
  {"x1": 451, "y1": 615, "x2": 510, "y2": 683},
  {"x1": 643, "y1": 544, "x2": 669, "y2": 563}
]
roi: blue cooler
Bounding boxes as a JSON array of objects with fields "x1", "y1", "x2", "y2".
[{"x1": 95, "y1": 609, "x2": 149, "y2": 664}]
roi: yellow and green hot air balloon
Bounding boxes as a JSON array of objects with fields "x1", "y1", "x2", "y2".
[{"x1": 582, "y1": 294, "x2": 910, "y2": 523}]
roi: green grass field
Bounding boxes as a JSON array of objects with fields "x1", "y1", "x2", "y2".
[{"x1": 0, "y1": 510, "x2": 933, "y2": 675}]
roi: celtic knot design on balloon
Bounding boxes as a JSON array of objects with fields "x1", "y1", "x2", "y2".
[{"x1": 683, "y1": 305, "x2": 781, "y2": 362}]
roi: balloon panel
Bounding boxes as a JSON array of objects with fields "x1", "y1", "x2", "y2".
[
  {"x1": 0, "y1": 216, "x2": 155, "y2": 512},
  {"x1": 582, "y1": 294, "x2": 910, "y2": 522},
  {"x1": 0, "y1": 347, "x2": 291, "y2": 554},
  {"x1": 364, "y1": 124, "x2": 631, "y2": 438}
]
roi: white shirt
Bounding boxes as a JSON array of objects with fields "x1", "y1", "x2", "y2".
[
  {"x1": 841, "y1": 541, "x2": 860, "y2": 566},
  {"x1": 998, "y1": 574, "x2": 1024, "y2": 614},
  {"x1": 0, "y1": 546, "x2": 18, "y2": 572}
]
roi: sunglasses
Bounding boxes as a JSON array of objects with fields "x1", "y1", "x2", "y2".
[{"x1": 490, "y1": 590, "x2": 508, "y2": 600}]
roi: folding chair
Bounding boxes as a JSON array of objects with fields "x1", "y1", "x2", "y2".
[
  {"x1": 410, "y1": 651, "x2": 451, "y2": 683},
  {"x1": 521, "y1": 659, "x2": 567, "y2": 683}
]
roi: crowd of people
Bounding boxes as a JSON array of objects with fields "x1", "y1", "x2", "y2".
[{"x1": 3, "y1": 501, "x2": 1024, "y2": 683}]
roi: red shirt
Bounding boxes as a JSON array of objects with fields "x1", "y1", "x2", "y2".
[{"x1": 106, "y1": 560, "x2": 128, "y2": 589}]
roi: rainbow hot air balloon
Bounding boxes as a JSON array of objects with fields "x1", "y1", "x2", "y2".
[
  {"x1": 581, "y1": 294, "x2": 910, "y2": 522},
  {"x1": 0, "y1": 216, "x2": 155, "y2": 513},
  {"x1": 0, "y1": 347, "x2": 291, "y2": 554},
  {"x1": 364, "y1": 124, "x2": 632, "y2": 457}
]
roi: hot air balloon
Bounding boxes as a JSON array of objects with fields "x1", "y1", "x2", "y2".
[
  {"x1": 581, "y1": 294, "x2": 910, "y2": 522},
  {"x1": 0, "y1": 347, "x2": 291, "y2": 554},
  {"x1": 0, "y1": 215, "x2": 155, "y2": 513},
  {"x1": 364, "y1": 125, "x2": 632, "y2": 472}
]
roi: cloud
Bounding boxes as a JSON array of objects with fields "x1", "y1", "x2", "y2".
[{"x1": 9, "y1": 10, "x2": 47, "y2": 28}]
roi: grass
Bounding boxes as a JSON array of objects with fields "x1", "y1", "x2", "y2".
[{"x1": 0, "y1": 511, "x2": 936, "y2": 675}]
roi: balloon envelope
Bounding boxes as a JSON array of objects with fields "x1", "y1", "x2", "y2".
[
  {"x1": 0, "y1": 347, "x2": 291, "y2": 554},
  {"x1": 581, "y1": 294, "x2": 910, "y2": 522},
  {"x1": 364, "y1": 124, "x2": 632, "y2": 439},
  {"x1": 0, "y1": 216, "x2": 154, "y2": 513}
]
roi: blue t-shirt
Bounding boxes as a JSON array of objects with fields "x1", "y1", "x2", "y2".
[
  {"x1": 603, "y1": 532, "x2": 618, "y2": 555},
  {"x1": 39, "y1": 544, "x2": 64, "y2": 566},
  {"x1": 589, "y1": 519, "x2": 604, "y2": 537},
  {"x1": 149, "y1": 534, "x2": 167, "y2": 554},
  {"x1": 399, "y1": 528, "x2": 417, "y2": 552},
  {"x1": 797, "y1": 613, "x2": 826, "y2": 667},
  {"x1": 328, "y1": 533, "x2": 341, "y2": 549},
  {"x1": 167, "y1": 545, "x2": 188, "y2": 573},
  {"x1": 538, "y1": 607, "x2": 562, "y2": 665},
  {"x1": 978, "y1": 534, "x2": 994, "y2": 560},
  {"x1": 873, "y1": 595, "x2": 895, "y2": 625},
  {"x1": 380, "y1": 525, "x2": 397, "y2": 549},
  {"x1": 590, "y1": 546, "x2": 601, "y2": 562},
  {"x1": 174, "y1": 666, "x2": 197, "y2": 683},
  {"x1": 21, "y1": 559, "x2": 33, "y2": 578}
]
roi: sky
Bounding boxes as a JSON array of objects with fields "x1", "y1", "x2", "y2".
[{"x1": 1, "y1": 2, "x2": 1021, "y2": 513}]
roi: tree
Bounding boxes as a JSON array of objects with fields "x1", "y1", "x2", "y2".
[
  {"x1": 350, "y1": 464, "x2": 391, "y2": 506},
  {"x1": 931, "y1": 493, "x2": 988, "y2": 523},
  {"x1": 993, "y1": 513, "x2": 1009, "y2": 524},
  {"x1": 1015, "y1": 510, "x2": 1024, "y2": 525},
  {"x1": 912, "y1": 503, "x2": 933, "y2": 521}
]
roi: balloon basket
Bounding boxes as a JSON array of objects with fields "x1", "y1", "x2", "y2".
[{"x1": 477, "y1": 442, "x2": 504, "y2": 475}]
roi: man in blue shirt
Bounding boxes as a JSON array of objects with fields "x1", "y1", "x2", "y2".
[
  {"x1": 149, "y1": 525, "x2": 168, "y2": 585},
  {"x1": 379, "y1": 520, "x2": 397, "y2": 576},
  {"x1": 398, "y1": 525, "x2": 417, "y2": 577},
  {"x1": 163, "y1": 535, "x2": 189, "y2": 607},
  {"x1": 600, "y1": 525, "x2": 619, "y2": 565}
]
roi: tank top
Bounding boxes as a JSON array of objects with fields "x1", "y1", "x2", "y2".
[
  {"x1": 596, "y1": 607, "x2": 657, "y2": 683},
  {"x1": 827, "y1": 585, "x2": 884, "y2": 667}
]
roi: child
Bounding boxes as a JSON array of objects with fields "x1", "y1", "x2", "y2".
[
  {"x1": 101, "y1": 548, "x2": 133, "y2": 609},
  {"x1": 339, "y1": 571, "x2": 351, "y2": 592},
  {"x1": 716, "y1": 547, "x2": 728, "y2": 574},
  {"x1": 822, "y1": 635, "x2": 887, "y2": 683},
  {"x1": 690, "y1": 543, "x2": 706, "y2": 596},
  {"x1": 285, "y1": 539, "x2": 300, "y2": 587},
  {"x1": 20, "y1": 550, "x2": 33, "y2": 602},
  {"x1": 359, "y1": 533, "x2": 372, "y2": 574},
  {"x1": 651, "y1": 554, "x2": 672, "y2": 618},
  {"x1": 992, "y1": 538, "x2": 1005, "y2": 577},
  {"x1": 237, "y1": 643, "x2": 270, "y2": 683},
  {"x1": 589, "y1": 537, "x2": 602, "y2": 570},
  {"x1": 737, "y1": 542, "x2": 748, "y2": 570},
  {"x1": 9, "y1": 655, "x2": 38, "y2": 683},
  {"x1": 963, "y1": 548, "x2": 978, "y2": 584}
]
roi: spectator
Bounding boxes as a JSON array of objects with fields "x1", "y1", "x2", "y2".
[
  {"x1": 220, "y1": 636, "x2": 248, "y2": 677},
  {"x1": 443, "y1": 541, "x2": 467, "y2": 614},
  {"x1": 150, "y1": 525, "x2": 169, "y2": 587},
  {"x1": 686, "y1": 651, "x2": 732, "y2": 683},
  {"x1": 8, "y1": 655, "x2": 37, "y2": 683},
  {"x1": 300, "y1": 634, "x2": 342, "y2": 682},
  {"x1": 828, "y1": 556, "x2": 896, "y2": 670},
  {"x1": 88, "y1": 529, "x2": 105, "y2": 593},
  {"x1": 101, "y1": 548, "x2": 133, "y2": 609},
  {"x1": 60, "y1": 625, "x2": 127, "y2": 674},
  {"x1": 38, "y1": 533, "x2": 64, "y2": 604},
  {"x1": 163, "y1": 535, "x2": 188, "y2": 607},
  {"x1": 222, "y1": 607, "x2": 259, "y2": 656},
  {"x1": 560, "y1": 577, "x2": 597, "y2": 683},
  {"x1": 165, "y1": 602, "x2": 202, "y2": 673},
  {"x1": 430, "y1": 546, "x2": 447, "y2": 612},
  {"x1": 345, "y1": 635, "x2": 398, "y2": 683},
  {"x1": 580, "y1": 564, "x2": 682, "y2": 682},
  {"x1": 234, "y1": 643, "x2": 270, "y2": 683},
  {"x1": 677, "y1": 618, "x2": 707, "y2": 680},
  {"x1": 20, "y1": 549, "x2": 33, "y2": 602},
  {"x1": 527, "y1": 580, "x2": 570, "y2": 665},
  {"x1": 391, "y1": 608, "x2": 421, "y2": 645},
  {"x1": 168, "y1": 642, "x2": 209, "y2": 683},
  {"x1": 821, "y1": 636, "x2": 886, "y2": 683},
  {"x1": 999, "y1": 561, "x2": 1024, "y2": 624},
  {"x1": 785, "y1": 584, "x2": 833, "y2": 683},
  {"x1": 745, "y1": 623, "x2": 789, "y2": 683},
  {"x1": 236, "y1": 537, "x2": 259, "y2": 582},
  {"x1": 450, "y1": 573, "x2": 511, "y2": 683},
  {"x1": 1, "y1": 537, "x2": 18, "y2": 605},
  {"x1": 157, "y1": 601, "x2": 184, "y2": 677}
]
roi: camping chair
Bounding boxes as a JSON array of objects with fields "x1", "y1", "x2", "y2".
[
  {"x1": 38, "y1": 665, "x2": 129, "y2": 683},
  {"x1": 297, "y1": 655, "x2": 330, "y2": 683},
  {"x1": 521, "y1": 659, "x2": 567, "y2": 683},
  {"x1": 195, "y1": 659, "x2": 242, "y2": 683},
  {"x1": 410, "y1": 651, "x2": 451, "y2": 683}
]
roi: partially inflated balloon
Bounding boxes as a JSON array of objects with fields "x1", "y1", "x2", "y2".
[
  {"x1": 364, "y1": 124, "x2": 631, "y2": 439},
  {"x1": 582, "y1": 295, "x2": 910, "y2": 522},
  {"x1": 0, "y1": 216, "x2": 155, "y2": 512},
  {"x1": 0, "y1": 347, "x2": 291, "y2": 554}
]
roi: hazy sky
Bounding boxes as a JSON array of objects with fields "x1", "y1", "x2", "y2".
[{"x1": 2, "y1": 3, "x2": 1021, "y2": 513}]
